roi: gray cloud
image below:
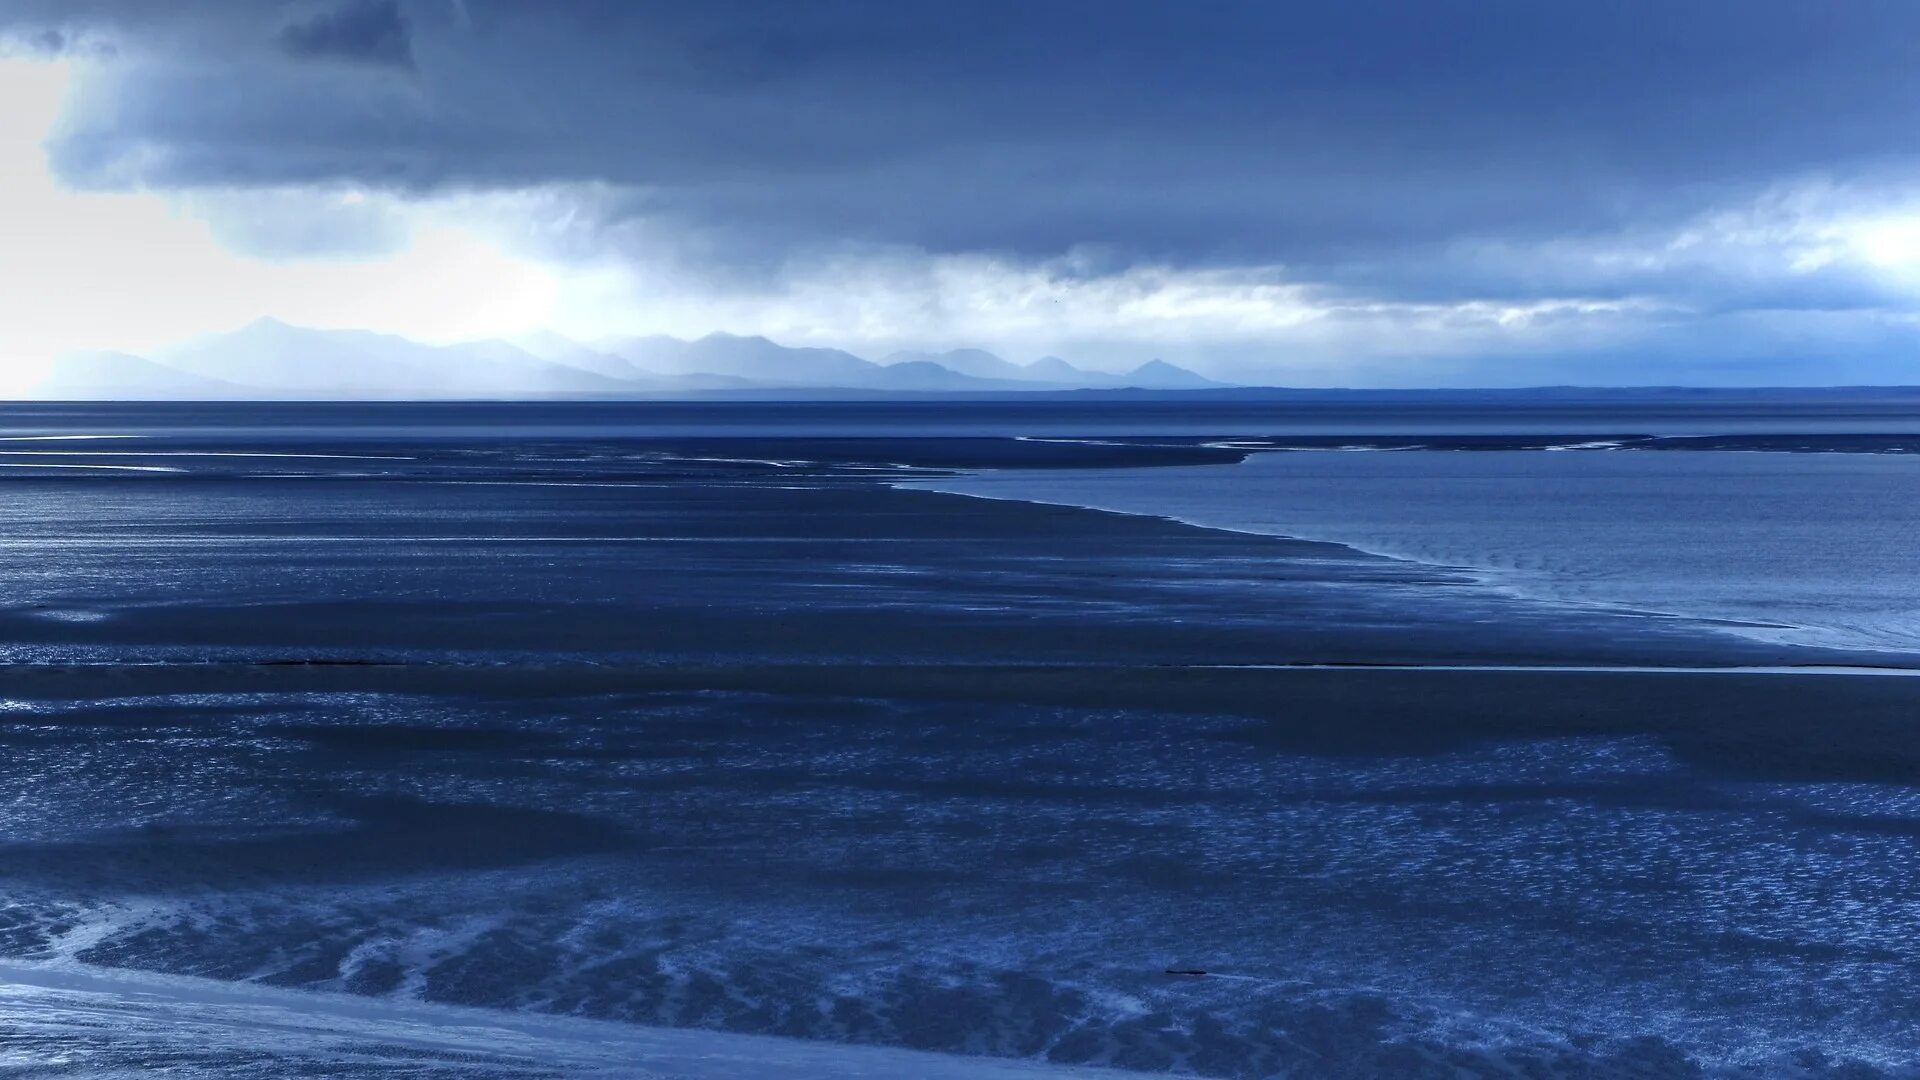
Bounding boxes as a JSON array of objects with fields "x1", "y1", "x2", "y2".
[
  {"x1": 277, "y1": 0, "x2": 413, "y2": 70},
  {"x1": 18, "y1": 2, "x2": 1920, "y2": 258},
  {"x1": 9, "y1": 1, "x2": 1920, "y2": 381},
  {"x1": 181, "y1": 186, "x2": 414, "y2": 259}
]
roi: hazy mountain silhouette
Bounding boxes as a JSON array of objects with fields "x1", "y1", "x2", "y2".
[
  {"x1": 508, "y1": 330, "x2": 645, "y2": 380},
  {"x1": 865, "y1": 360, "x2": 1042, "y2": 391},
  {"x1": 152, "y1": 318, "x2": 631, "y2": 397},
  {"x1": 20, "y1": 321, "x2": 1230, "y2": 399},
  {"x1": 1121, "y1": 359, "x2": 1228, "y2": 389},
  {"x1": 1025, "y1": 356, "x2": 1095, "y2": 382},
  {"x1": 883, "y1": 348, "x2": 1034, "y2": 382},
  {"x1": 598, "y1": 333, "x2": 883, "y2": 387},
  {"x1": 25, "y1": 351, "x2": 251, "y2": 400}
]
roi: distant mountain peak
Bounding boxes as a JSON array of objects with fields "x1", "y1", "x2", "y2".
[
  {"x1": 26, "y1": 351, "x2": 249, "y2": 400},
  {"x1": 940, "y1": 347, "x2": 1004, "y2": 363},
  {"x1": 1024, "y1": 355, "x2": 1088, "y2": 380},
  {"x1": 884, "y1": 347, "x2": 1030, "y2": 381},
  {"x1": 1121, "y1": 359, "x2": 1227, "y2": 389},
  {"x1": 59, "y1": 322, "x2": 1247, "y2": 399}
]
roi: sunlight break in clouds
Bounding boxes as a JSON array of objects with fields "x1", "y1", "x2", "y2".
[{"x1": 0, "y1": 55, "x2": 555, "y2": 390}]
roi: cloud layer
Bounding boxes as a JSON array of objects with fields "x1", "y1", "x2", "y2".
[{"x1": 8, "y1": 0, "x2": 1920, "y2": 383}]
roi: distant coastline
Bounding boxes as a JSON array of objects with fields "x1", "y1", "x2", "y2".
[{"x1": 26, "y1": 317, "x2": 1920, "y2": 403}]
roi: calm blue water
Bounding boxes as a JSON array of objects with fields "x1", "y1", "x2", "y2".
[{"x1": 914, "y1": 449, "x2": 1920, "y2": 655}]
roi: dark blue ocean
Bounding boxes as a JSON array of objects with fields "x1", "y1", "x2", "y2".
[{"x1": 2, "y1": 400, "x2": 1919, "y2": 1079}]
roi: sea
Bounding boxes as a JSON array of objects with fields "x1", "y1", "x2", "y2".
[
  {"x1": 910, "y1": 447, "x2": 1920, "y2": 654},
  {"x1": 1, "y1": 399, "x2": 1919, "y2": 1079}
]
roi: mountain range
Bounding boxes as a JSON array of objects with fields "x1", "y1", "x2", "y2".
[{"x1": 18, "y1": 319, "x2": 1228, "y2": 400}]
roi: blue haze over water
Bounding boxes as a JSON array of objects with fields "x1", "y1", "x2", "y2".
[{"x1": 0, "y1": 401, "x2": 1918, "y2": 1078}]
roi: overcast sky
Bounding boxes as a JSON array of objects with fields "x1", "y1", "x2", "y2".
[{"x1": 7, "y1": 1, "x2": 1920, "y2": 384}]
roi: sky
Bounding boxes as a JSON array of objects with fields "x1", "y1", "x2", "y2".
[{"x1": 7, "y1": 1, "x2": 1920, "y2": 385}]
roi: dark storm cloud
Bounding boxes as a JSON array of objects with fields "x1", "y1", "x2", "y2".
[
  {"x1": 10, "y1": 0, "x2": 1920, "y2": 359},
  {"x1": 277, "y1": 0, "x2": 413, "y2": 70},
  {"x1": 11, "y1": 0, "x2": 1920, "y2": 262}
]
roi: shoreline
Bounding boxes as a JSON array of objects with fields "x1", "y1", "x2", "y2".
[
  {"x1": 898, "y1": 451, "x2": 1920, "y2": 661},
  {"x1": 896, "y1": 469, "x2": 1809, "y2": 654},
  {"x1": 0, "y1": 457, "x2": 1843, "y2": 671}
]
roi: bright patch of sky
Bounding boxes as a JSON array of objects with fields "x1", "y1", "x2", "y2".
[{"x1": 0, "y1": 56, "x2": 553, "y2": 388}]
